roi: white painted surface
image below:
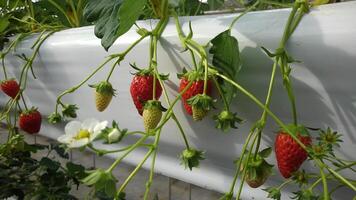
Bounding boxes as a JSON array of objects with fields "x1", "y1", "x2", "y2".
[{"x1": 2, "y1": 2, "x2": 356, "y2": 199}]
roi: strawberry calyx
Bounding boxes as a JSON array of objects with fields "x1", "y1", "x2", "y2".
[
  {"x1": 180, "y1": 148, "x2": 205, "y2": 170},
  {"x1": 130, "y1": 63, "x2": 168, "y2": 80},
  {"x1": 281, "y1": 124, "x2": 310, "y2": 137},
  {"x1": 0, "y1": 78, "x2": 16, "y2": 84},
  {"x1": 187, "y1": 94, "x2": 214, "y2": 111},
  {"x1": 177, "y1": 68, "x2": 205, "y2": 82},
  {"x1": 89, "y1": 81, "x2": 116, "y2": 96},
  {"x1": 143, "y1": 100, "x2": 167, "y2": 112},
  {"x1": 21, "y1": 107, "x2": 39, "y2": 115},
  {"x1": 213, "y1": 110, "x2": 244, "y2": 132}
]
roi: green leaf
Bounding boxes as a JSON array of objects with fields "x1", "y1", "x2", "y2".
[
  {"x1": 51, "y1": 143, "x2": 69, "y2": 159},
  {"x1": 84, "y1": 0, "x2": 124, "y2": 50},
  {"x1": 40, "y1": 157, "x2": 60, "y2": 171},
  {"x1": 209, "y1": 30, "x2": 241, "y2": 103},
  {"x1": 177, "y1": 0, "x2": 209, "y2": 16},
  {"x1": 0, "y1": 16, "x2": 10, "y2": 33},
  {"x1": 259, "y1": 147, "x2": 272, "y2": 158},
  {"x1": 84, "y1": 0, "x2": 147, "y2": 50},
  {"x1": 117, "y1": 0, "x2": 147, "y2": 36}
]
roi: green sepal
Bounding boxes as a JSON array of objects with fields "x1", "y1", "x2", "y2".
[
  {"x1": 187, "y1": 94, "x2": 215, "y2": 111},
  {"x1": 89, "y1": 81, "x2": 116, "y2": 96},
  {"x1": 180, "y1": 148, "x2": 205, "y2": 170},
  {"x1": 291, "y1": 190, "x2": 319, "y2": 200},
  {"x1": 99, "y1": 121, "x2": 127, "y2": 144},
  {"x1": 143, "y1": 100, "x2": 167, "y2": 112},
  {"x1": 317, "y1": 127, "x2": 342, "y2": 149},
  {"x1": 240, "y1": 147, "x2": 274, "y2": 183},
  {"x1": 282, "y1": 124, "x2": 310, "y2": 137},
  {"x1": 21, "y1": 106, "x2": 38, "y2": 115},
  {"x1": 177, "y1": 68, "x2": 205, "y2": 81},
  {"x1": 62, "y1": 104, "x2": 78, "y2": 118},
  {"x1": 117, "y1": 192, "x2": 126, "y2": 200},
  {"x1": 48, "y1": 112, "x2": 62, "y2": 124},
  {"x1": 81, "y1": 169, "x2": 118, "y2": 198},
  {"x1": 263, "y1": 187, "x2": 281, "y2": 200},
  {"x1": 213, "y1": 110, "x2": 244, "y2": 132},
  {"x1": 291, "y1": 170, "x2": 309, "y2": 186},
  {"x1": 130, "y1": 63, "x2": 169, "y2": 80}
]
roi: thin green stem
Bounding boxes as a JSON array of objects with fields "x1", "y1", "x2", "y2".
[
  {"x1": 277, "y1": 179, "x2": 293, "y2": 190},
  {"x1": 320, "y1": 167, "x2": 330, "y2": 200},
  {"x1": 68, "y1": 0, "x2": 80, "y2": 27},
  {"x1": 289, "y1": 9, "x2": 305, "y2": 36},
  {"x1": 1, "y1": 57, "x2": 7, "y2": 79},
  {"x1": 203, "y1": 59, "x2": 209, "y2": 95},
  {"x1": 106, "y1": 60, "x2": 119, "y2": 82},
  {"x1": 20, "y1": 94, "x2": 28, "y2": 110},
  {"x1": 88, "y1": 143, "x2": 150, "y2": 155},
  {"x1": 157, "y1": 76, "x2": 191, "y2": 149},
  {"x1": 212, "y1": 76, "x2": 229, "y2": 110},
  {"x1": 236, "y1": 131, "x2": 259, "y2": 199},
  {"x1": 156, "y1": 81, "x2": 193, "y2": 130},
  {"x1": 326, "y1": 165, "x2": 356, "y2": 191},
  {"x1": 152, "y1": 36, "x2": 158, "y2": 100},
  {"x1": 144, "y1": 129, "x2": 163, "y2": 199},
  {"x1": 226, "y1": 126, "x2": 256, "y2": 196},
  {"x1": 116, "y1": 148, "x2": 154, "y2": 195},
  {"x1": 189, "y1": 49, "x2": 198, "y2": 70},
  {"x1": 229, "y1": 0, "x2": 260, "y2": 30},
  {"x1": 309, "y1": 161, "x2": 356, "y2": 190},
  {"x1": 107, "y1": 135, "x2": 149, "y2": 173},
  {"x1": 253, "y1": 59, "x2": 278, "y2": 157}
]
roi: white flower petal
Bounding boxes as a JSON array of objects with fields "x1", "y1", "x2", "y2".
[
  {"x1": 57, "y1": 134, "x2": 73, "y2": 144},
  {"x1": 68, "y1": 138, "x2": 89, "y2": 148},
  {"x1": 65, "y1": 121, "x2": 82, "y2": 136},
  {"x1": 94, "y1": 121, "x2": 108, "y2": 133},
  {"x1": 82, "y1": 118, "x2": 99, "y2": 131}
]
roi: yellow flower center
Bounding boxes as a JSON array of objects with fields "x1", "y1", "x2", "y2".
[{"x1": 75, "y1": 129, "x2": 90, "y2": 140}]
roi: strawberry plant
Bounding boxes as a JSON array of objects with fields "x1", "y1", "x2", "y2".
[{"x1": 1, "y1": 0, "x2": 355, "y2": 199}]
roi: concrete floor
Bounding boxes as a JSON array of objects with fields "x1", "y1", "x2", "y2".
[{"x1": 0, "y1": 131, "x2": 221, "y2": 200}]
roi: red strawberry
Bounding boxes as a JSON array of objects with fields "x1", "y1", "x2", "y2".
[
  {"x1": 19, "y1": 108, "x2": 42, "y2": 134},
  {"x1": 129, "y1": 65, "x2": 165, "y2": 115},
  {"x1": 179, "y1": 71, "x2": 212, "y2": 115},
  {"x1": 1, "y1": 79, "x2": 20, "y2": 99},
  {"x1": 275, "y1": 126, "x2": 312, "y2": 178}
]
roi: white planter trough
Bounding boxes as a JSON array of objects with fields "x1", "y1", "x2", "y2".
[{"x1": 2, "y1": 1, "x2": 356, "y2": 199}]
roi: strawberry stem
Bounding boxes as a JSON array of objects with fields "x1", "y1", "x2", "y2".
[
  {"x1": 20, "y1": 94, "x2": 28, "y2": 110},
  {"x1": 228, "y1": 0, "x2": 260, "y2": 31},
  {"x1": 212, "y1": 76, "x2": 229, "y2": 110},
  {"x1": 1, "y1": 57, "x2": 7, "y2": 80},
  {"x1": 236, "y1": 132, "x2": 259, "y2": 199}
]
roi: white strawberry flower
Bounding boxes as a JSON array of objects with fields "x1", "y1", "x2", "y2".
[{"x1": 57, "y1": 118, "x2": 108, "y2": 148}]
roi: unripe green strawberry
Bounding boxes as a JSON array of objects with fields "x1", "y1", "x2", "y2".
[
  {"x1": 192, "y1": 106, "x2": 207, "y2": 121},
  {"x1": 95, "y1": 92, "x2": 113, "y2": 112},
  {"x1": 142, "y1": 100, "x2": 166, "y2": 132},
  {"x1": 90, "y1": 81, "x2": 116, "y2": 112},
  {"x1": 187, "y1": 94, "x2": 214, "y2": 121}
]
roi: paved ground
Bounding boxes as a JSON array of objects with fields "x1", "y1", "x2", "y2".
[{"x1": 0, "y1": 131, "x2": 221, "y2": 200}]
